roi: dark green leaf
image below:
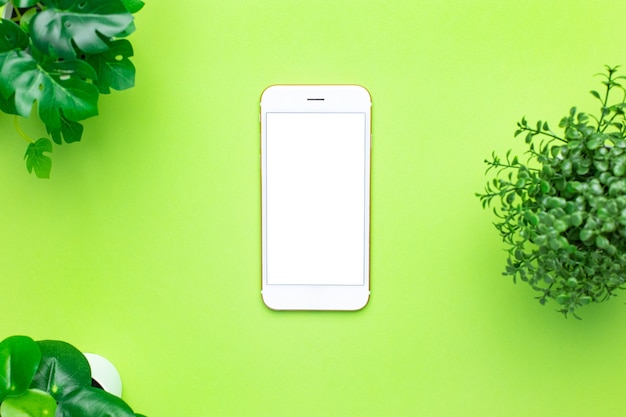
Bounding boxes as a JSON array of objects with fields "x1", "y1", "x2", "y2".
[
  {"x1": 1, "y1": 389, "x2": 57, "y2": 417},
  {"x1": 85, "y1": 38, "x2": 135, "y2": 93},
  {"x1": 586, "y1": 133, "x2": 603, "y2": 150},
  {"x1": 57, "y1": 387, "x2": 135, "y2": 417},
  {"x1": 31, "y1": 0, "x2": 134, "y2": 59},
  {"x1": 524, "y1": 211, "x2": 539, "y2": 226},
  {"x1": 569, "y1": 212, "x2": 583, "y2": 227},
  {"x1": 579, "y1": 229, "x2": 593, "y2": 242},
  {"x1": 556, "y1": 293, "x2": 570, "y2": 305},
  {"x1": 120, "y1": 0, "x2": 144, "y2": 13},
  {"x1": 590, "y1": 90, "x2": 601, "y2": 100},
  {"x1": 595, "y1": 235, "x2": 609, "y2": 249},
  {"x1": 24, "y1": 138, "x2": 52, "y2": 178},
  {"x1": 0, "y1": 91, "x2": 17, "y2": 114},
  {"x1": 31, "y1": 340, "x2": 91, "y2": 401},
  {"x1": 613, "y1": 158, "x2": 626, "y2": 176},
  {"x1": 46, "y1": 116, "x2": 83, "y2": 144},
  {"x1": 0, "y1": 50, "x2": 99, "y2": 125},
  {"x1": 0, "y1": 18, "x2": 28, "y2": 52}
]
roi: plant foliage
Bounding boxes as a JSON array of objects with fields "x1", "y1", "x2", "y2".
[
  {"x1": 0, "y1": 335, "x2": 144, "y2": 417},
  {"x1": 477, "y1": 66, "x2": 626, "y2": 318},
  {"x1": 0, "y1": 0, "x2": 143, "y2": 178}
]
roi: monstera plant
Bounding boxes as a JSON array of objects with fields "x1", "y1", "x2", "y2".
[
  {"x1": 0, "y1": 335, "x2": 145, "y2": 417},
  {"x1": 0, "y1": 0, "x2": 143, "y2": 178}
]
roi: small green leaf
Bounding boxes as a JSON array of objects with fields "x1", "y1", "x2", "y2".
[
  {"x1": 24, "y1": 138, "x2": 52, "y2": 179},
  {"x1": 595, "y1": 235, "x2": 609, "y2": 249},
  {"x1": 590, "y1": 90, "x2": 602, "y2": 100},
  {"x1": 569, "y1": 212, "x2": 583, "y2": 227},
  {"x1": 553, "y1": 219, "x2": 568, "y2": 233},
  {"x1": 524, "y1": 211, "x2": 539, "y2": 226},
  {"x1": 556, "y1": 293, "x2": 571, "y2": 305},
  {"x1": 594, "y1": 159, "x2": 609, "y2": 172},
  {"x1": 586, "y1": 133, "x2": 603, "y2": 150},
  {"x1": 612, "y1": 158, "x2": 626, "y2": 176},
  {"x1": 580, "y1": 229, "x2": 594, "y2": 242},
  {"x1": 545, "y1": 197, "x2": 566, "y2": 209}
]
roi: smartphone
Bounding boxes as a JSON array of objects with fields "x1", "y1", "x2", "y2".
[{"x1": 260, "y1": 85, "x2": 371, "y2": 310}]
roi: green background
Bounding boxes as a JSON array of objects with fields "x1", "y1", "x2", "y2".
[{"x1": 2, "y1": 1, "x2": 626, "y2": 416}]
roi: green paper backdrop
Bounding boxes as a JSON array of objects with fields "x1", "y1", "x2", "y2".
[{"x1": 2, "y1": 1, "x2": 626, "y2": 416}]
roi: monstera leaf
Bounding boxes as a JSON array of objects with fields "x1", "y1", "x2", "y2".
[
  {"x1": 47, "y1": 115, "x2": 84, "y2": 144},
  {"x1": 85, "y1": 38, "x2": 135, "y2": 94},
  {"x1": 31, "y1": 0, "x2": 134, "y2": 59},
  {"x1": 0, "y1": 19, "x2": 28, "y2": 107},
  {"x1": 0, "y1": 49, "x2": 99, "y2": 126},
  {"x1": 0, "y1": 0, "x2": 142, "y2": 177},
  {"x1": 24, "y1": 138, "x2": 52, "y2": 178},
  {"x1": 0, "y1": 19, "x2": 29, "y2": 52}
]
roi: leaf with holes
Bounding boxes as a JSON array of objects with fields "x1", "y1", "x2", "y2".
[
  {"x1": 0, "y1": 20, "x2": 28, "y2": 112},
  {"x1": 0, "y1": 50, "x2": 99, "y2": 126},
  {"x1": 24, "y1": 138, "x2": 52, "y2": 178},
  {"x1": 85, "y1": 38, "x2": 135, "y2": 94},
  {"x1": 31, "y1": 0, "x2": 134, "y2": 59},
  {"x1": 0, "y1": 18, "x2": 29, "y2": 52}
]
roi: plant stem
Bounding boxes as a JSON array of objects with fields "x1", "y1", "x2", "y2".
[
  {"x1": 522, "y1": 127, "x2": 567, "y2": 143},
  {"x1": 14, "y1": 116, "x2": 34, "y2": 143},
  {"x1": 597, "y1": 71, "x2": 614, "y2": 131}
]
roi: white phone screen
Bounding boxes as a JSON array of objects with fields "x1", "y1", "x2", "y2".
[{"x1": 265, "y1": 112, "x2": 367, "y2": 286}]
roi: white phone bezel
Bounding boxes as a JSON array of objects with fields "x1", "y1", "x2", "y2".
[{"x1": 260, "y1": 85, "x2": 371, "y2": 311}]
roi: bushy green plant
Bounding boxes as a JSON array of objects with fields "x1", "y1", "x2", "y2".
[
  {"x1": 0, "y1": 0, "x2": 143, "y2": 178},
  {"x1": 0, "y1": 335, "x2": 145, "y2": 417},
  {"x1": 478, "y1": 66, "x2": 626, "y2": 318}
]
